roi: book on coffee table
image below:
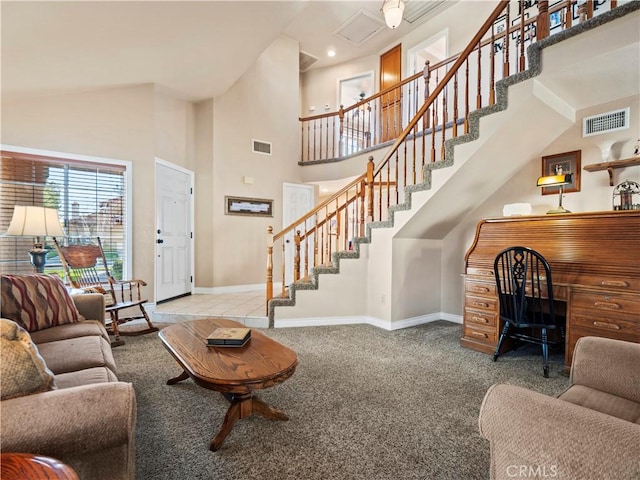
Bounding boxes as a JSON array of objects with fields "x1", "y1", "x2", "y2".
[{"x1": 207, "y1": 327, "x2": 251, "y2": 347}]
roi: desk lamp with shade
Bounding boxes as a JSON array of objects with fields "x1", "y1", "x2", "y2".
[
  {"x1": 4, "y1": 206, "x2": 66, "y2": 273},
  {"x1": 536, "y1": 169, "x2": 573, "y2": 214}
]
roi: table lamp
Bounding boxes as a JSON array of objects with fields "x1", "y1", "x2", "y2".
[
  {"x1": 536, "y1": 173, "x2": 573, "y2": 214},
  {"x1": 4, "y1": 205, "x2": 66, "y2": 272}
]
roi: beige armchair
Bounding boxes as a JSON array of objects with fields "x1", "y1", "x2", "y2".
[{"x1": 479, "y1": 336, "x2": 640, "y2": 480}]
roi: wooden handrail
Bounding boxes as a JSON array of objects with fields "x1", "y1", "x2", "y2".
[
  {"x1": 270, "y1": 0, "x2": 618, "y2": 315},
  {"x1": 374, "y1": 0, "x2": 510, "y2": 178}
]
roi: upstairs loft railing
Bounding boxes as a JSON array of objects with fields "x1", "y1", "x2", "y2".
[
  {"x1": 299, "y1": 0, "x2": 614, "y2": 164},
  {"x1": 268, "y1": 0, "x2": 619, "y2": 310}
]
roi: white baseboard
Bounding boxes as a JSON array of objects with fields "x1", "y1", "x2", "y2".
[
  {"x1": 274, "y1": 312, "x2": 461, "y2": 330},
  {"x1": 193, "y1": 283, "x2": 274, "y2": 295}
]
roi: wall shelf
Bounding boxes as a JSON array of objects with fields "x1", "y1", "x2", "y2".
[{"x1": 583, "y1": 157, "x2": 640, "y2": 186}]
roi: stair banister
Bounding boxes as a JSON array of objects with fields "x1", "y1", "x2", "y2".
[
  {"x1": 268, "y1": 0, "x2": 618, "y2": 318},
  {"x1": 373, "y1": 0, "x2": 510, "y2": 180}
]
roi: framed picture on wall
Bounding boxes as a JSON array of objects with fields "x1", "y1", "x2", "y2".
[
  {"x1": 225, "y1": 196, "x2": 273, "y2": 217},
  {"x1": 541, "y1": 150, "x2": 581, "y2": 195}
]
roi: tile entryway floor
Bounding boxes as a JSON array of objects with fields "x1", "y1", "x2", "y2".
[{"x1": 150, "y1": 291, "x2": 268, "y2": 327}]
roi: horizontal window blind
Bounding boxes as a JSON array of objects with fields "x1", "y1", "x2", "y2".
[{"x1": 0, "y1": 151, "x2": 128, "y2": 279}]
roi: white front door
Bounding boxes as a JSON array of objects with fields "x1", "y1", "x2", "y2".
[
  {"x1": 155, "y1": 160, "x2": 193, "y2": 302},
  {"x1": 282, "y1": 183, "x2": 315, "y2": 286}
]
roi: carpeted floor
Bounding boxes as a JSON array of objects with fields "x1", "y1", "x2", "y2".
[{"x1": 113, "y1": 320, "x2": 569, "y2": 480}]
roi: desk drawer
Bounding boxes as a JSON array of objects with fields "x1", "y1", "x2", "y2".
[
  {"x1": 465, "y1": 308, "x2": 497, "y2": 328},
  {"x1": 463, "y1": 323, "x2": 496, "y2": 345},
  {"x1": 571, "y1": 313, "x2": 640, "y2": 337},
  {"x1": 465, "y1": 295, "x2": 498, "y2": 312},
  {"x1": 465, "y1": 280, "x2": 496, "y2": 296},
  {"x1": 571, "y1": 291, "x2": 640, "y2": 316}
]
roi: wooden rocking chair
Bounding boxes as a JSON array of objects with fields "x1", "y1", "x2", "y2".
[{"x1": 53, "y1": 237, "x2": 158, "y2": 346}]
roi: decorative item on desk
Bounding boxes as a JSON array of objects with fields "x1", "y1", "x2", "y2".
[
  {"x1": 207, "y1": 327, "x2": 251, "y2": 347},
  {"x1": 3, "y1": 206, "x2": 65, "y2": 272},
  {"x1": 502, "y1": 203, "x2": 532, "y2": 217},
  {"x1": 613, "y1": 181, "x2": 640, "y2": 211}
]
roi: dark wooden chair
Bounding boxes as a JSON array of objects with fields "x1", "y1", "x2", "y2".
[
  {"x1": 53, "y1": 237, "x2": 158, "y2": 346},
  {"x1": 493, "y1": 246, "x2": 565, "y2": 377}
]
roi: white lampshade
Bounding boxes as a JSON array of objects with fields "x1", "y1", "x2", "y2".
[
  {"x1": 5, "y1": 206, "x2": 66, "y2": 238},
  {"x1": 382, "y1": 0, "x2": 405, "y2": 29}
]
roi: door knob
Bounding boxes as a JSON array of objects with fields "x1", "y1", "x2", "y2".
[{"x1": 157, "y1": 239, "x2": 164, "y2": 244}]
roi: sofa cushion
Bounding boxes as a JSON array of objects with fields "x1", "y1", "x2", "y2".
[
  {"x1": 30, "y1": 320, "x2": 109, "y2": 345},
  {"x1": 54, "y1": 367, "x2": 118, "y2": 389},
  {"x1": 1, "y1": 274, "x2": 82, "y2": 332},
  {"x1": 37, "y1": 335, "x2": 117, "y2": 375},
  {"x1": 559, "y1": 384, "x2": 640, "y2": 424},
  {"x1": 0, "y1": 319, "x2": 56, "y2": 400}
]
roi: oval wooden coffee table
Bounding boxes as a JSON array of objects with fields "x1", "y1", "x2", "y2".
[
  {"x1": 0, "y1": 453, "x2": 79, "y2": 480},
  {"x1": 159, "y1": 318, "x2": 298, "y2": 451}
]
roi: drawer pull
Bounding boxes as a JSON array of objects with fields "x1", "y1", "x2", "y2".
[
  {"x1": 593, "y1": 321, "x2": 620, "y2": 330},
  {"x1": 472, "y1": 316, "x2": 489, "y2": 324},
  {"x1": 601, "y1": 280, "x2": 629, "y2": 288},
  {"x1": 593, "y1": 301, "x2": 621, "y2": 310},
  {"x1": 471, "y1": 286, "x2": 490, "y2": 293},
  {"x1": 472, "y1": 302, "x2": 490, "y2": 309},
  {"x1": 471, "y1": 331, "x2": 488, "y2": 338}
]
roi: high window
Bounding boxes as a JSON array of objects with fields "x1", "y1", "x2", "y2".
[{"x1": 0, "y1": 149, "x2": 130, "y2": 279}]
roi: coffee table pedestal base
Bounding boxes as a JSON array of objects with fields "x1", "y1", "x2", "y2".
[
  {"x1": 211, "y1": 393, "x2": 289, "y2": 451},
  {"x1": 167, "y1": 369, "x2": 289, "y2": 451}
]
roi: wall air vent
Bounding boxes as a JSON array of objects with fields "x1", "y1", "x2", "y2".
[
  {"x1": 252, "y1": 139, "x2": 272, "y2": 155},
  {"x1": 300, "y1": 51, "x2": 319, "y2": 72},
  {"x1": 583, "y1": 107, "x2": 630, "y2": 137}
]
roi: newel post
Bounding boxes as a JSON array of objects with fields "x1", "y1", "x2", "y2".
[
  {"x1": 537, "y1": 1, "x2": 550, "y2": 41},
  {"x1": 266, "y1": 226, "x2": 273, "y2": 314},
  {"x1": 366, "y1": 156, "x2": 375, "y2": 222},
  {"x1": 423, "y1": 60, "x2": 431, "y2": 129}
]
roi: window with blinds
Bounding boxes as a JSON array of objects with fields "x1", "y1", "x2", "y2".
[{"x1": 0, "y1": 151, "x2": 128, "y2": 278}]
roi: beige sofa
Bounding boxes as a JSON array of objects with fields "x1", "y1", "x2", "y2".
[
  {"x1": 479, "y1": 336, "x2": 640, "y2": 480},
  {"x1": 1, "y1": 291, "x2": 136, "y2": 480}
]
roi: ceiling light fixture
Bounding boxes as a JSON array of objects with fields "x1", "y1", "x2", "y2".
[
  {"x1": 382, "y1": 0, "x2": 405, "y2": 29},
  {"x1": 327, "y1": 49, "x2": 336, "y2": 57}
]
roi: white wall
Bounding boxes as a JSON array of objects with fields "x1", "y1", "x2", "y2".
[
  {"x1": 194, "y1": 99, "x2": 215, "y2": 288},
  {"x1": 1, "y1": 34, "x2": 305, "y2": 294},
  {"x1": 212, "y1": 35, "x2": 303, "y2": 287}
]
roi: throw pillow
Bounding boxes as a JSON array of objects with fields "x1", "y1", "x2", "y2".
[
  {"x1": 0, "y1": 318, "x2": 56, "y2": 400},
  {"x1": 0, "y1": 274, "x2": 82, "y2": 332}
]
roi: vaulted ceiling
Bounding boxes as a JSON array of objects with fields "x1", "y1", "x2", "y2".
[{"x1": 1, "y1": 0, "x2": 452, "y2": 103}]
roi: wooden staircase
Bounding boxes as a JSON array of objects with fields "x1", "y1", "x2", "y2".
[{"x1": 266, "y1": 1, "x2": 640, "y2": 328}]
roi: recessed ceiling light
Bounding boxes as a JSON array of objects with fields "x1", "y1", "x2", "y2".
[{"x1": 327, "y1": 50, "x2": 336, "y2": 57}]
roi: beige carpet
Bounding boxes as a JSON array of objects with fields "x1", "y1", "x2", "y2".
[{"x1": 112, "y1": 320, "x2": 569, "y2": 480}]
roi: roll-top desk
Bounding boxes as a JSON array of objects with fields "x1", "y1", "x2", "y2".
[{"x1": 462, "y1": 211, "x2": 640, "y2": 368}]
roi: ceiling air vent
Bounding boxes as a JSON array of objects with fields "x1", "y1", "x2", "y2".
[
  {"x1": 404, "y1": 0, "x2": 448, "y2": 24},
  {"x1": 252, "y1": 139, "x2": 272, "y2": 155},
  {"x1": 583, "y1": 107, "x2": 630, "y2": 137},
  {"x1": 334, "y1": 9, "x2": 385, "y2": 46},
  {"x1": 300, "y1": 51, "x2": 318, "y2": 72}
]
